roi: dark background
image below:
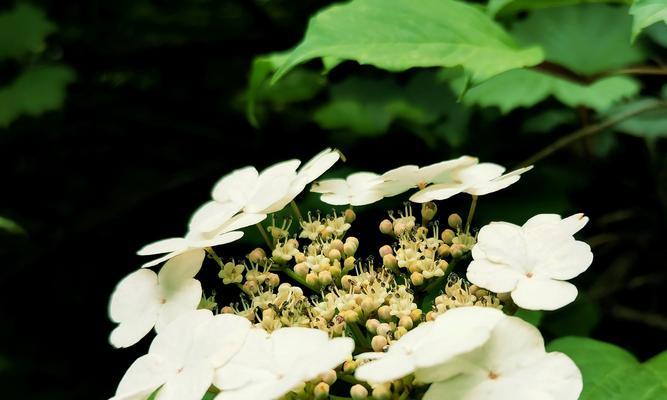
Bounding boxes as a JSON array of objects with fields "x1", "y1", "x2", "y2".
[{"x1": 1, "y1": 1, "x2": 665, "y2": 399}]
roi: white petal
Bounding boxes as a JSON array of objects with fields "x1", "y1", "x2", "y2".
[
  {"x1": 214, "y1": 378, "x2": 297, "y2": 400},
  {"x1": 465, "y1": 174, "x2": 520, "y2": 196},
  {"x1": 420, "y1": 155, "x2": 479, "y2": 184},
  {"x1": 215, "y1": 212, "x2": 266, "y2": 234},
  {"x1": 300, "y1": 337, "x2": 354, "y2": 382},
  {"x1": 355, "y1": 353, "x2": 415, "y2": 383},
  {"x1": 149, "y1": 310, "x2": 213, "y2": 362},
  {"x1": 271, "y1": 327, "x2": 328, "y2": 369},
  {"x1": 532, "y1": 240, "x2": 592, "y2": 280},
  {"x1": 158, "y1": 249, "x2": 205, "y2": 291},
  {"x1": 320, "y1": 192, "x2": 352, "y2": 205},
  {"x1": 310, "y1": 178, "x2": 347, "y2": 194},
  {"x1": 296, "y1": 148, "x2": 340, "y2": 185},
  {"x1": 346, "y1": 171, "x2": 382, "y2": 188},
  {"x1": 194, "y1": 231, "x2": 245, "y2": 249},
  {"x1": 213, "y1": 329, "x2": 273, "y2": 390},
  {"x1": 212, "y1": 166, "x2": 258, "y2": 204},
  {"x1": 112, "y1": 354, "x2": 175, "y2": 400},
  {"x1": 378, "y1": 165, "x2": 420, "y2": 196},
  {"x1": 110, "y1": 269, "x2": 160, "y2": 323},
  {"x1": 560, "y1": 213, "x2": 589, "y2": 236},
  {"x1": 467, "y1": 259, "x2": 524, "y2": 294},
  {"x1": 522, "y1": 214, "x2": 562, "y2": 231},
  {"x1": 474, "y1": 222, "x2": 527, "y2": 267},
  {"x1": 409, "y1": 183, "x2": 466, "y2": 203},
  {"x1": 140, "y1": 250, "x2": 187, "y2": 269},
  {"x1": 155, "y1": 280, "x2": 202, "y2": 332},
  {"x1": 189, "y1": 201, "x2": 243, "y2": 234},
  {"x1": 191, "y1": 314, "x2": 251, "y2": 367},
  {"x1": 245, "y1": 173, "x2": 295, "y2": 213},
  {"x1": 350, "y1": 191, "x2": 384, "y2": 206},
  {"x1": 455, "y1": 163, "x2": 505, "y2": 184},
  {"x1": 138, "y1": 238, "x2": 189, "y2": 256},
  {"x1": 511, "y1": 278, "x2": 578, "y2": 311},
  {"x1": 110, "y1": 309, "x2": 161, "y2": 349},
  {"x1": 155, "y1": 362, "x2": 214, "y2": 400}
]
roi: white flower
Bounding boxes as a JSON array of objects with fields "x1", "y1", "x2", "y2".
[
  {"x1": 110, "y1": 310, "x2": 251, "y2": 400},
  {"x1": 213, "y1": 327, "x2": 354, "y2": 400},
  {"x1": 138, "y1": 212, "x2": 265, "y2": 268},
  {"x1": 311, "y1": 172, "x2": 384, "y2": 206},
  {"x1": 377, "y1": 156, "x2": 479, "y2": 197},
  {"x1": 355, "y1": 307, "x2": 505, "y2": 383},
  {"x1": 467, "y1": 213, "x2": 593, "y2": 311},
  {"x1": 109, "y1": 250, "x2": 205, "y2": 348},
  {"x1": 409, "y1": 163, "x2": 533, "y2": 203},
  {"x1": 419, "y1": 315, "x2": 582, "y2": 400}
]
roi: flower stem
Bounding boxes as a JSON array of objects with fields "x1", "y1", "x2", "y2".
[
  {"x1": 256, "y1": 223, "x2": 273, "y2": 249},
  {"x1": 290, "y1": 200, "x2": 303, "y2": 221},
  {"x1": 204, "y1": 247, "x2": 224, "y2": 267},
  {"x1": 279, "y1": 266, "x2": 319, "y2": 292},
  {"x1": 465, "y1": 195, "x2": 478, "y2": 234},
  {"x1": 348, "y1": 321, "x2": 372, "y2": 352}
]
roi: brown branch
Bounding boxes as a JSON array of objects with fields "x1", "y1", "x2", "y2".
[
  {"x1": 531, "y1": 62, "x2": 667, "y2": 84},
  {"x1": 517, "y1": 101, "x2": 667, "y2": 167}
]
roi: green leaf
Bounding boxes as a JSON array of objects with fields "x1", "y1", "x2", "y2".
[
  {"x1": 0, "y1": 65, "x2": 76, "y2": 127},
  {"x1": 273, "y1": 0, "x2": 544, "y2": 85},
  {"x1": 541, "y1": 294, "x2": 600, "y2": 337},
  {"x1": 313, "y1": 72, "x2": 451, "y2": 136},
  {"x1": 452, "y1": 69, "x2": 639, "y2": 113},
  {"x1": 512, "y1": 4, "x2": 645, "y2": 75},
  {"x1": 609, "y1": 98, "x2": 667, "y2": 139},
  {"x1": 487, "y1": 0, "x2": 631, "y2": 17},
  {"x1": 0, "y1": 216, "x2": 27, "y2": 236},
  {"x1": 630, "y1": 0, "x2": 667, "y2": 41},
  {"x1": 515, "y1": 309, "x2": 544, "y2": 326},
  {"x1": 522, "y1": 109, "x2": 577, "y2": 134},
  {"x1": 548, "y1": 337, "x2": 667, "y2": 400},
  {"x1": 0, "y1": 4, "x2": 56, "y2": 60}
]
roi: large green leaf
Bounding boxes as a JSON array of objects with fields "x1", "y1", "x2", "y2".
[
  {"x1": 451, "y1": 69, "x2": 639, "y2": 113},
  {"x1": 0, "y1": 216, "x2": 27, "y2": 236},
  {"x1": 548, "y1": 337, "x2": 667, "y2": 400},
  {"x1": 512, "y1": 4, "x2": 645, "y2": 75},
  {"x1": 609, "y1": 98, "x2": 667, "y2": 139},
  {"x1": 273, "y1": 0, "x2": 544, "y2": 85},
  {"x1": 630, "y1": 0, "x2": 667, "y2": 41},
  {"x1": 0, "y1": 4, "x2": 55, "y2": 60},
  {"x1": 313, "y1": 72, "x2": 451, "y2": 136},
  {"x1": 0, "y1": 65, "x2": 76, "y2": 126},
  {"x1": 487, "y1": 0, "x2": 631, "y2": 17}
]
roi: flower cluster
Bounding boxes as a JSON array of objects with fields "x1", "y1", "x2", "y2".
[{"x1": 108, "y1": 149, "x2": 592, "y2": 400}]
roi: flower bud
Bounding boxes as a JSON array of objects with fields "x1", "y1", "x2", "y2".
[
  {"x1": 294, "y1": 262, "x2": 309, "y2": 277},
  {"x1": 350, "y1": 384, "x2": 368, "y2": 399},
  {"x1": 371, "y1": 335, "x2": 388, "y2": 352},
  {"x1": 344, "y1": 208, "x2": 357, "y2": 223},
  {"x1": 361, "y1": 297, "x2": 376, "y2": 315},
  {"x1": 416, "y1": 226, "x2": 428, "y2": 238},
  {"x1": 410, "y1": 271, "x2": 424, "y2": 286},
  {"x1": 343, "y1": 242, "x2": 357, "y2": 257},
  {"x1": 410, "y1": 308, "x2": 422, "y2": 323},
  {"x1": 331, "y1": 238, "x2": 344, "y2": 252},
  {"x1": 347, "y1": 236, "x2": 359, "y2": 248},
  {"x1": 378, "y1": 244, "x2": 393, "y2": 258},
  {"x1": 313, "y1": 382, "x2": 329, "y2": 399},
  {"x1": 372, "y1": 384, "x2": 392, "y2": 400},
  {"x1": 377, "y1": 305, "x2": 392, "y2": 321},
  {"x1": 421, "y1": 202, "x2": 438, "y2": 222},
  {"x1": 426, "y1": 311, "x2": 437, "y2": 321},
  {"x1": 332, "y1": 321, "x2": 346, "y2": 336},
  {"x1": 342, "y1": 309, "x2": 359, "y2": 323},
  {"x1": 295, "y1": 252, "x2": 306, "y2": 263},
  {"x1": 329, "y1": 264, "x2": 342, "y2": 278},
  {"x1": 318, "y1": 270, "x2": 333, "y2": 286},
  {"x1": 393, "y1": 222, "x2": 407, "y2": 236},
  {"x1": 242, "y1": 280, "x2": 258, "y2": 295},
  {"x1": 394, "y1": 326, "x2": 408, "y2": 339},
  {"x1": 267, "y1": 272, "x2": 280, "y2": 287},
  {"x1": 341, "y1": 275, "x2": 353, "y2": 290},
  {"x1": 450, "y1": 243, "x2": 465, "y2": 258},
  {"x1": 306, "y1": 272, "x2": 319, "y2": 287},
  {"x1": 365, "y1": 318, "x2": 380, "y2": 334},
  {"x1": 441, "y1": 229, "x2": 455, "y2": 244},
  {"x1": 398, "y1": 315, "x2": 413, "y2": 330},
  {"x1": 343, "y1": 359, "x2": 357, "y2": 373},
  {"x1": 448, "y1": 213, "x2": 463, "y2": 229},
  {"x1": 328, "y1": 248, "x2": 342, "y2": 261},
  {"x1": 379, "y1": 219, "x2": 393, "y2": 235},
  {"x1": 437, "y1": 243, "x2": 450, "y2": 257},
  {"x1": 376, "y1": 323, "x2": 392, "y2": 337},
  {"x1": 221, "y1": 306, "x2": 235, "y2": 314},
  {"x1": 247, "y1": 247, "x2": 267, "y2": 263},
  {"x1": 382, "y1": 254, "x2": 398, "y2": 271},
  {"x1": 319, "y1": 369, "x2": 337, "y2": 385}
]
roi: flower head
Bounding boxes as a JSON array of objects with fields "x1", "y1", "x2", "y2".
[
  {"x1": 409, "y1": 163, "x2": 533, "y2": 203},
  {"x1": 419, "y1": 315, "x2": 582, "y2": 400},
  {"x1": 111, "y1": 310, "x2": 251, "y2": 400},
  {"x1": 213, "y1": 327, "x2": 354, "y2": 400},
  {"x1": 467, "y1": 213, "x2": 593, "y2": 310},
  {"x1": 109, "y1": 249, "x2": 205, "y2": 348}
]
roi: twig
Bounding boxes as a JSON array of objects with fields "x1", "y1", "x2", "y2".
[
  {"x1": 518, "y1": 101, "x2": 667, "y2": 167},
  {"x1": 611, "y1": 305, "x2": 667, "y2": 331}
]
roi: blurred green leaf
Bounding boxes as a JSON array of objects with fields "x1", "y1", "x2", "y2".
[
  {"x1": 630, "y1": 0, "x2": 667, "y2": 41},
  {"x1": 273, "y1": 0, "x2": 544, "y2": 85},
  {"x1": 646, "y1": 23, "x2": 667, "y2": 46},
  {"x1": 608, "y1": 98, "x2": 667, "y2": 139},
  {"x1": 0, "y1": 216, "x2": 27, "y2": 236},
  {"x1": 513, "y1": 4, "x2": 645, "y2": 75},
  {"x1": 0, "y1": 65, "x2": 75, "y2": 127},
  {"x1": 515, "y1": 309, "x2": 544, "y2": 326},
  {"x1": 0, "y1": 3, "x2": 55, "y2": 60},
  {"x1": 452, "y1": 69, "x2": 639, "y2": 113},
  {"x1": 488, "y1": 0, "x2": 631, "y2": 17},
  {"x1": 522, "y1": 109, "x2": 577, "y2": 133},
  {"x1": 246, "y1": 52, "x2": 324, "y2": 127},
  {"x1": 548, "y1": 337, "x2": 667, "y2": 400},
  {"x1": 542, "y1": 295, "x2": 600, "y2": 337},
  {"x1": 313, "y1": 72, "x2": 451, "y2": 136}
]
